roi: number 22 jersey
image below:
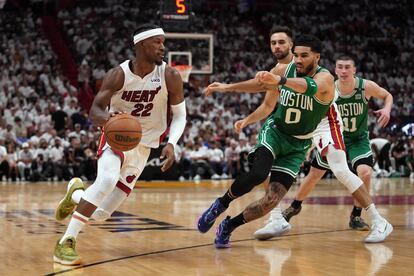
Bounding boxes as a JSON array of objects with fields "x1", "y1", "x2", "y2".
[{"x1": 109, "y1": 60, "x2": 168, "y2": 148}]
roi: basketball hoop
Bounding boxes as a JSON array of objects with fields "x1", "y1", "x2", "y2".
[{"x1": 173, "y1": 65, "x2": 192, "y2": 83}]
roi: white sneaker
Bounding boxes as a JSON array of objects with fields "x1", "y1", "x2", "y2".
[
  {"x1": 193, "y1": 175, "x2": 201, "y2": 181},
  {"x1": 220, "y1": 173, "x2": 229, "y2": 179},
  {"x1": 364, "y1": 219, "x2": 393, "y2": 243},
  {"x1": 179, "y1": 176, "x2": 186, "y2": 182},
  {"x1": 211, "y1": 174, "x2": 220, "y2": 180},
  {"x1": 254, "y1": 213, "x2": 291, "y2": 240}
]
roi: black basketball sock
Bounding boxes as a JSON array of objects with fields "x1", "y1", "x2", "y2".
[
  {"x1": 291, "y1": 199, "x2": 303, "y2": 209},
  {"x1": 351, "y1": 206, "x2": 362, "y2": 217},
  {"x1": 219, "y1": 191, "x2": 235, "y2": 208},
  {"x1": 229, "y1": 213, "x2": 246, "y2": 229}
]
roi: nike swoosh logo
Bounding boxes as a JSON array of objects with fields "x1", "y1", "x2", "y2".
[
  {"x1": 378, "y1": 224, "x2": 388, "y2": 234},
  {"x1": 282, "y1": 224, "x2": 289, "y2": 229}
]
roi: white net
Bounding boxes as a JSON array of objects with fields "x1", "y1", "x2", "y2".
[{"x1": 173, "y1": 65, "x2": 192, "y2": 83}]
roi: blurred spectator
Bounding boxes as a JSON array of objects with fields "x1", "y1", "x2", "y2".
[
  {"x1": 31, "y1": 154, "x2": 50, "y2": 182},
  {"x1": 6, "y1": 143, "x2": 19, "y2": 181},
  {"x1": 189, "y1": 138, "x2": 215, "y2": 180},
  {"x1": 0, "y1": 138, "x2": 9, "y2": 180},
  {"x1": 49, "y1": 138, "x2": 65, "y2": 180},
  {"x1": 406, "y1": 148, "x2": 414, "y2": 179},
  {"x1": 371, "y1": 137, "x2": 392, "y2": 172},
  {"x1": 14, "y1": 116, "x2": 28, "y2": 142},
  {"x1": 17, "y1": 142, "x2": 34, "y2": 181},
  {"x1": 391, "y1": 138, "x2": 409, "y2": 174},
  {"x1": 208, "y1": 140, "x2": 225, "y2": 179},
  {"x1": 50, "y1": 104, "x2": 68, "y2": 136},
  {"x1": 225, "y1": 140, "x2": 241, "y2": 178}
]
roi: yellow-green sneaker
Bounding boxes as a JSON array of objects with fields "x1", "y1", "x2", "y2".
[
  {"x1": 55, "y1": 178, "x2": 85, "y2": 221},
  {"x1": 53, "y1": 236, "x2": 81, "y2": 265}
]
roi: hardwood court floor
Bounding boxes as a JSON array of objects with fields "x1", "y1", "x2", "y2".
[{"x1": 0, "y1": 178, "x2": 413, "y2": 275}]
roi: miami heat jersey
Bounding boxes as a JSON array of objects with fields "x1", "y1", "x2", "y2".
[{"x1": 109, "y1": 60, "x2": 168, "y2": 148}]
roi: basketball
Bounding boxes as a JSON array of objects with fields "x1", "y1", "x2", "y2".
[{"x1": 104, "y1": 113, "x2": 142, "y2": 151}]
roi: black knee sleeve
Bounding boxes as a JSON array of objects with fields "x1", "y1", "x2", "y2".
[
  {"x1": 230, "y1": 147, "x2": 273, "y2": 197},
  {"x1": 270, "y1": 171, "x2": 295, "y2": 191}
]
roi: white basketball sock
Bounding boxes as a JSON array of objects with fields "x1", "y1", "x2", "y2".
[
  {"x1": 72, "y1": 190, "x2": 84, "y2": 204},
  {"x1": 269, "y1": 204, "x2": 283, "y2": 220},
  {"x1": 59, "y1": 212, "x2": 89, "y2": 244},
  {"x1": 365, "y1": 203, "x2": 383, "y2": 223}
]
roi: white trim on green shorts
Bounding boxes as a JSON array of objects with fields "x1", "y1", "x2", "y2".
[
  {"x1": 315, "y1": 152, "x2": 330, "y2": 169},
  {"x1": 259, "y1": 119, "x2": 276, "y2": 158},
  {"x1": 271, "y1": 165, "x2": 298, "y2": 178},
  {"x1": 351, "y1": 151, "x2": 372, "y2": 167}
]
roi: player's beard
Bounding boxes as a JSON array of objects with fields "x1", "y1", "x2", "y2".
[
  {"x1": 274, "y1": 49, "x2": 290, "y2": 61},
  {"x1": 296, "y1": 63, "x2": 315, "y2": 77}
]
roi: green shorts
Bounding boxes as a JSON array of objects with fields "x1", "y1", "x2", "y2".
[
  {"x1": 248, "y1": 118, "x2": 312, "y2": 178},
  {"x1": 313, "y1": 133, "x2": 373, "y2": 170},
  {"x1": 344, "y1": 133, "x2": 373, "y2": 168}
]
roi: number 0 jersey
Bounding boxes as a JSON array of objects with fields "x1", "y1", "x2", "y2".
[
  {"x1": 270, "y1": 62, "x2": 332, "y2": 138},
  {"x1": 109, "y1": 60, "x2": 169, "y2": 148}
]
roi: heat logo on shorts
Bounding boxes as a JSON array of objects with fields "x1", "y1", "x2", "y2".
[{"x1": 126, "y1": 175, "x2": 136, "y2": 183}]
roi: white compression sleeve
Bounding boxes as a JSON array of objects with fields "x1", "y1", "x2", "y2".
[
  {"x1": 82, "y1": 149, "x2": 121, "y2": 207},
  {"x1": 168, "y1": 101, "x2": 186, "y2": 147},
  {"x1": 326, "y1": 145, "x2": 363, "y2": 193}
]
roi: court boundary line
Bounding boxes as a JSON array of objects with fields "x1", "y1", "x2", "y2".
[{"x1": 46, "y1": 224, "x2": 408, "y2": 275}]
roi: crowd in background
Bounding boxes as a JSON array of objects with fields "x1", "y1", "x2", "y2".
[{"x1": 0, "y1": 0, "x2": 413, "y2": 182}]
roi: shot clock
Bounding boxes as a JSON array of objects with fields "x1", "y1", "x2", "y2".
[{"x1": 161, "y1": 0, "x2": 192, "y2": 31}]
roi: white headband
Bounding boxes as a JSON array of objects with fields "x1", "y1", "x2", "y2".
[{"x1": 133, "y1": 28, "x2": 165, "y2": 44}]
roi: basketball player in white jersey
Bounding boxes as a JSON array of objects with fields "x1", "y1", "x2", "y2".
[
  {"x1": 205, "y1": 49, "x2": 392, "y2": 242},
  {"x1": 53, "y1": 24, "x2": 186, "y2": 265}
]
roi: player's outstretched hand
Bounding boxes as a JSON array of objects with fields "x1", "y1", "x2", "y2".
[
  {"x1": 160, "y1": 143, "x2": 175, "y2": 172},
  {"x1": 373, "y1": 108, "x2": 391, "y2": 128},
  {"x1": 255, "y1": 71, "x2": 281, "y2": 90},
  {"x1": 204, "y1": 82, "x2": 229, "y2": 97},
  {"x1": 234, "y1": 119, "x2": 250, "y2": 134}
]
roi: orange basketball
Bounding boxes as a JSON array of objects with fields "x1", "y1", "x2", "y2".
[{"x1": 104, "y1": 113, "x2": 142, "y2": 151}]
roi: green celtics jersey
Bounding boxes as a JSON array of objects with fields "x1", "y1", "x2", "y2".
[
  {"x1": 335, "y1": 77, "x2": 368, "y2": 138},
  {"x1": 269, "y1": 62, "x2": 332, "y2": 138}
]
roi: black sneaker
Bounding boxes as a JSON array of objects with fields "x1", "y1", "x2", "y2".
[
  {"x1": 349, "y1": 216, "x2": 370, "y2": 231},
  {"x1": 282, "y1": 206, "x2": 302, "y2": 222}
]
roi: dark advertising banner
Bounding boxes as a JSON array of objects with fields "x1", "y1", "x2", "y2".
[{"x1": 139, "y1": 146, "x2": 180, "y2": 181}]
